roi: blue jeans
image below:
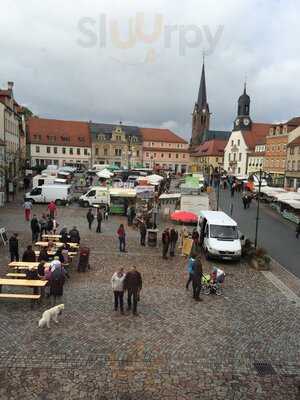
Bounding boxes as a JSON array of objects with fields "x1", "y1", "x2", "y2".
[{"x1": 119, "y1": 237, "x2": 126, "y2": 252}]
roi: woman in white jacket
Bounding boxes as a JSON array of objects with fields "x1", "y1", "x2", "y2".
[{"x1": 111, "y1": 268, "x2": 125, "y2": 314}]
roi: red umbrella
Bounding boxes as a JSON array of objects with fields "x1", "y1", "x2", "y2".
[{"x1": 170, "y1": 211, "x2": 198, "y2": 223}]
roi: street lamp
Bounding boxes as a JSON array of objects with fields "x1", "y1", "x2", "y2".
[{"x1": 253, "y1": 169, "x2": 262, "y2": 248}]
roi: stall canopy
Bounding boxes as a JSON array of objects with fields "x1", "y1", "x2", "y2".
[
  {"x1": 96, "y1": 168, "x2": 114, "y2": 179},
  {"x1": 147, "y1": 174, "x2": 164, "y2": 185}
]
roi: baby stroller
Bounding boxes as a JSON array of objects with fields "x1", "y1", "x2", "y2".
[
  {"x1": 77, "y1": 247, "x2": 90, "y2": 272},
  {"x1": 201, "y1": 267, "x2": 225, "y2": 296}
]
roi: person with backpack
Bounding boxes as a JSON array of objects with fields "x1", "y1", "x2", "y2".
[
  {"x1": 50, "y1": 258, "x2": 66, "y2": 303},
  {"x1": 69, "y1": 226, "x2": 80, "y2": 243},
  {"x1": 96, "y1": 208, "x2": 102, "y2": 233},
  {"x1": 192, "y1": 255, "x2": 203, "y2": 302},
  {"x1": 185, "y1": 256, "x2": 195, "y2": 289},
  {"x1": 169, "y1": 228, "x2": 178, "y2": 257},
  {"x1": 31, "y1": 214, "x2": 40, "y2": 243},
  {"x1": 86, "y1": 208, "x2": 94, "y2": 230},
  {"x1": 162, "y1": 228, "x2": 170, "y2": 259}
]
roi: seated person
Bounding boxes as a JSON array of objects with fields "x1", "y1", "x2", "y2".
[
  {"x1": 22, "y1": 245, "x2": 36, "y2": 262},
  {"x1": 26, "y1": 266, "x2": 38, "y2": 280},
  {"x1": 38, "y1": 247, "x2": 49, "y2": 262},
  {"x1": 55, "y1": 248, "x2": 65, "y2": 264},
  {"x1": 37, "y1": 260, "x2": 46, "y2": 278},
  {"x1": 61, "y1": 246, "x2": 69, "y2": 264}
]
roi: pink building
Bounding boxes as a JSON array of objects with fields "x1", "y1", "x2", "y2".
[{"x1": 141, "y1": 128, "x2": 189, "y2": 173}]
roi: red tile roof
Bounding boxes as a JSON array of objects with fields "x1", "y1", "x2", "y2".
[
  {"x1": 286, "y1": 117, "x2": 300, "y2": 126},
  {"x1": 143, "y1": 147, "x2": 188, "y2": 153},
  {"x1": 192, "y1": 139, "x2": 226, "y2": 157},
  {"x1": 243, "y1": 123, "x2": 272, "y2": 150},
  {"x1": 27, "y1": 117, "x2": 91, "y2": 147},
  {"x1": 288, "y1": 135, "x2": 300, "y2": 147},
  {"x1": 140, "y1": 128, "x2": 187, "y2": 144}
]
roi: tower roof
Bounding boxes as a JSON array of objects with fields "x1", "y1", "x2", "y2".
[
  {"x1": 238, "y1": 82, "x2": 250, "y2": 104},
  {"x1": 197, "y1": 62, "x2": 208, "y2": 108}
]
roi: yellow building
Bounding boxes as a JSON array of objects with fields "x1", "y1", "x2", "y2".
[{"x1": 189, "y1": 139, "x2": 226, "y2": 174}]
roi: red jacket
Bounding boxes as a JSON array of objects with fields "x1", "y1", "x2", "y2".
[{"x1": 117, "y1": 227, "x2": 125, "y2": 238}]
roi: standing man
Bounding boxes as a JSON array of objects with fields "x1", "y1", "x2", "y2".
[
  {"x1": 192, "y1": 255, "x2": 203, "y2": 302},
  {"x1": 23, "y1": 199, "x2": 32, "y2": 221},
  {"x1": 162, "y1": 228, "x2": 170, "y2": 259},
  {"x1": 96, "y1": 208, "x2": 103, "y2": 233},
  {"x1": 48, "y1": 201, "x2": 57, "y2": 219},
  {"x1": 296, "y1": 222, "x2": 300, "y2": 239},
  {"x1": 230, "y1": 183, "x2": 235, "y2": 198},
  {"x1": 69, "y1": 226, "x2": 80, "y2": 243},
  {"x1": 31, "y1": 214, "x2": 40, "y2": 243},
  {"x1": 124, "y1": 266, "x2": 142, "y2": 315},
  {"x1": 9, "y1": 233, "x2": 19, "y2": 262},
  {"x1": 86, "y1": 208, "x2": 94, "y2": 230},
  {"x1": 139, "y1": 219, "x2": 147, "y2": 246},
  {"x1": 111, "y1": 267, "x2": 126, "y2": 314},
  {"x1": 169, "y1": 228, "x2": 178, "y2": 257}
]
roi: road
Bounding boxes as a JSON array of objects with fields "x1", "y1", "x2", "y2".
[{"x1": 218, "y1": 187, "x2": 300, "y2": 278}]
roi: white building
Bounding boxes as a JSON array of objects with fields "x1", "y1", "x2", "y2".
[{"x1": 27, "y1": 118, "x2": 92, "y2": 168}]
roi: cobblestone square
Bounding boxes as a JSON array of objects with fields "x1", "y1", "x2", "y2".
[{"x1": 0, "y1": 203, "x2": 299, "y2": 399}]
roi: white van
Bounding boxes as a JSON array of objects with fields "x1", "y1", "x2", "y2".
[
  {"x1": 197, "y1": 211, "x2": 241, "y2": 261},
  {"x1": 88, "y1": 164, "x2": 110, "y2": 174},
  {"x1": 25, "y1": 185, "x2": 72, "y2": 205},
  {"x1": 79, "y1": 186, "x2": 110, "y2": 208},
  {"x1": 32, "y1": 175, "x2": 67, "y2": 188}
]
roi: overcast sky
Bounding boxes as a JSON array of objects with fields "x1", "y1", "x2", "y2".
[{"x1": 1, "y1": 0, "x2": 300, "y2": 140}]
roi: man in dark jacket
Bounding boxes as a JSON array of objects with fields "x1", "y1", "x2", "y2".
[
  {"x1": 69, "y1": 226, "x2": 80, "y2": 243},
  {"x1": 162, "y1": 228, "x2": 170, "y2": 259},
  {"x1": 169, "y1": 228, "x2": 178, "y2": 257},
  {"x1": 86, "y1": 208, "x2": 94, "y2": 230},
  {"x1": 9, "y1": 233, "x2": 19, "y2": 261},
  {"x1": 60, "y1": 227, "x2": 69, "y2": 244},
  {"x1": 139, "y1": 220, "x2": 147, "y2": 246},
  {"x1": 31, "y1": 215, "x2": 40, "y2": 242},
  {"x1": 124, "y1": 266, "x2": 142, "y2": 315},
  {"x1": 22, "y1": 245, "x2": 36, "y2": 262},
  {"x1": 96, "y1": 209, "x2": 102, "y2": 233},
  {"x1": 192, "y1": 255, "x2": 203, "y2": 301}
]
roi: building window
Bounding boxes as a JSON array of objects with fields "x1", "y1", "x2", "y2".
[
  {"x1": 233, "y1": 153, "x2": 236, "y2": 161},
  {"x1": 47, "y1": 147, "x2": 51, "y2": 153},
  {"x1": 95, "y1": 148, "x2": 99, "y2": 156},
  {"x1": 153, "y1": 153, "x2": 156, "y2": 158},
  {"x1": 169, "y1": 153, "x2": 171, "y2": 158},
  {"x1": 115, "y1": 148, "x2": 122, "y2": 157},
  {"x1": 70, "y1": 148, "x2": 73, "y2": 155},
  {"x1": 76, "y1": 148, "x2": 80, "y2": 155},
  {"x1": 54, "y1": 147, "x2": 57, "y2": 154},
  {"x1": 104, "y1": 148, "x2": 108, "y2": 156},
  {"x1": 237, "y1": 139, "x2": 240, "y2": 146},
  {"x1": 292, "y1": 161, "x2": 296, "y2": 171},
  {"x1": 62, "y1": 147, "x2": 66, "y2": 154},
  {"x1": 229, "y1": 153, "x2": 231, "y2": 161},
  {"x1": 136, "y1": 150, "x2": 139, "y2": 157},
  {"x1": 290, "y1": 147, "x2": 294, "y2": 155},
  {"x1": 183, "y1": 154, "x2": 185, "y2": 158},
  {"x1": 161, "y1": 153, "x2": 164, "y2": 158},
  {"x1": 176, "y1": 154, "x2": 179, "y2": 159},
  {"x1": 239, "y1": 153, "x2": 242, "y2": 161},
  {"x1": 36, "y1": 146, "x2": 40, "y2": 153},
  {"x1": 146, "y1": 152, "x2": 149, "y2": 157},
  {"x1": 84, "y1": 149, "x2": 88, "y2": 156},
  {"x1": 231, "y1": 140, "x2": 234, "y2": 146},
  {"x1": 297, "y1": 160, "x2": 300, "y2": 171}
]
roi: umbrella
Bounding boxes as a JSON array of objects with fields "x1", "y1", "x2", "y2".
[
  {"x1": 170, "y1": 211, "x2": 198, "y2": 223},
  {"x1": 96, "y1": 168, "x2": 114, "y2": 179}
]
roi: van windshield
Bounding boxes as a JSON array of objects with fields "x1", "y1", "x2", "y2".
[{"x1": 210, "y1": 225, "x2": 238, "y2": 240}]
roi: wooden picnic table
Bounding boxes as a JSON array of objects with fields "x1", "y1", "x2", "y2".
[
  {"x1": 42, "y1": 234, "x2": 62, "y2": 241},
  {"x1": 35, "y1": 241, "x2": 79, "y2": 249},
  {"x1": 0, "y1": 278, "x2": 48, "y2": 296},
  {"x1": 8, "y1": 261, "x2": 51, "y2": 270},
  {"x1": 34, "y1": 250, "x2": 77, "y2": 257}
]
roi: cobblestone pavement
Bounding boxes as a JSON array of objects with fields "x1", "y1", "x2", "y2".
[{"x1": 0, "y1": 201, "x2": 299, "y2": 399}]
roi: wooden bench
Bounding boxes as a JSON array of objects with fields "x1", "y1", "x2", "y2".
[
  {"x1": 0, "y1": 293, "x2": 40, "y2": 300},
  {"x1": 6, "y1": 273, "x2": 27, "y2": 279}
]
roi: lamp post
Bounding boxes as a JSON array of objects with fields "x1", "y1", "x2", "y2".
[
  {"x1": 216, "y1": 165, "x2": 222, "y2": 211},
  {"x1": 254, "y1": 168, "x2": 262, "y2": 248}
]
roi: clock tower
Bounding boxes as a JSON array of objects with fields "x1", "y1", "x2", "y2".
[
  {"x1": 191, "y1": 60, "x2": 210, "y2": 146},
  {"x1": 233, "y1": 83, "x2": 252, "y2": 131}
]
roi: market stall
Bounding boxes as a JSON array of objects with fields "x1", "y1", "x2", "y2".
[{"x1": 109, "y1": 188, "x2": 136, "y2": 215}]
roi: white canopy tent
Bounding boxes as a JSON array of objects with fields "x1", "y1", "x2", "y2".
[{"x1": 96, "y1": 168, "x2": 114, "y2": 179}]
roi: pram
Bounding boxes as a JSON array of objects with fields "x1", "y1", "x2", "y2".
[
  {"x1": 77, "y1": 247, "x2": 90, "y2": 272},
  {"x1": 201, "y1": 267, "x2": 225, "y2": 296}
]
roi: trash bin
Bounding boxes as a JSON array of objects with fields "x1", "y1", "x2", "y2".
[{"x1": 147, "y1": 229, "x2": 158, "y2": 247}]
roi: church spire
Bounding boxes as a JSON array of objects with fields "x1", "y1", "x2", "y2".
[{"x1": 197, "y1": 59, "x2": 208, "y2": 108}]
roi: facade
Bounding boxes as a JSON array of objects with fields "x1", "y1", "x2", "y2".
[
  {"x1": 224, "y1": 86, "x2": 271, "y2": 176},
  {"x1": 90, "y1": 123, "x2": 143, "y2": 168},
  {"x1": 190, "y1": 139, "x2": 226, "y2": 173},
  {"x1": 247, "y1": 142, "x2": 266, "y2": 175},
  {"x1": 191, "y1": 62, "x2": 210, "y2": 146},
  {"x1": 0, "y1": 82, "x2": 24, "y2": 202},
  {"x1": 27, "y1": 118, "x2": 91, "y2": 167},
  {"x1": 285, "y1": 130, "x2": 300, "y2": 190},
  {"x1": 141, "y1": 128, "x2": 189, "y2": 173},
  {"x1": 264, "y1": 118, "x2": 300, "y2": 185}
]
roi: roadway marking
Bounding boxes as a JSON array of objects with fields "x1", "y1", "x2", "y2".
[{"x1": 262, "y1": 271, "x2": 300, "y2": 306}]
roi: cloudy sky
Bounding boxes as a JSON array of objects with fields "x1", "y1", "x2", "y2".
[{"x1": 1, "y1": 0, "x2": 300, "y2": 140}]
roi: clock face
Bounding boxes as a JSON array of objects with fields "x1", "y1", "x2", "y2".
[
  {"x1": 235, "y1": 119, "x2": 240, "y2": 126},
  {"x1": 243, "y1": 118, "x2": 250, "y2": 126},
  {"x1": 202, "y1": 108, "x2": 206, "y2": 113}
]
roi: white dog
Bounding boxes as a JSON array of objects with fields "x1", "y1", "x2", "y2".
[{"x1": 38, "y1": 304, "x2": 64, "y2": 328}]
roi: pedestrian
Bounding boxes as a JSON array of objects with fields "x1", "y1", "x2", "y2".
[
  {"x1": 127, "y1": 206, "x2": 132, "y2": 226},
  {"x1": 169, "y1": 228, "x2": 178, "y2": 257},
  {"x1": 9, "y1": 233, "x2": 19, "y2": 262},
  {"x1": 31, "y1": 214, "x2": 40, "y2": 243},
  {"x1": 192, "y1": 255, "x2": 203, "y2": 302},
  {"x1": 117, "y1": 224, "x2": 126, "y2": 252},
  {"x1": 230, "y1": 184, "x2": 235, "y2": 198},
  {"x1": 191, "y1": 229, "x2": 199, "y2": 241},
  {"x1": 86, "y1": 208, "x2": 94, "y2": 230},
  {"x1": 38, "y1": 247, "x2": 50, "y2": 262},
  {"x1": 185, "y1": 256, "x2": 195, "y2": 289},
  {"x1": 22, "y1": 245, "x2": 36, "y2": 262},
  {"x1": 69, "y1": 226, "x2": 80, "y2": 243},
  {"x1": 50, "y1": 258, "x2": 66, "y2": 304},
  {"x1": 60, "y1": 227, "x2": 69, "y2": 244},
  {"x1": 52, "y1": 218, "x2": 59, "y2": 234},
  {"x1": 124, "y1": 266, "x2": 142, "y2": 315},
  {"x1": 139, "y1": 219, "x2": 147, "y2": 246},
  {"x1": 111, "y1": 267, "x2": 126, "y2": 314},
  {"x1": 47, "y1": 201, "x2": 57, "y2": 219},
  {"x1": 162, "y1": 228, "x2": 170, "y2": 259},
  {"x1": 23, "y1": 200, "x2": 32, "y2": 221},
  {"x1": 39, "y1": 214, "x2": 48, "y2": 239},
  {"x1": 242, "y1": 192, "x2": 248, "y2": 209},
  {"x1": 96, "y1": 208, "x2": 102, "y2": 233},
  {"x1": 296, "y1": 222, "x2": 300, "y2": 239}
]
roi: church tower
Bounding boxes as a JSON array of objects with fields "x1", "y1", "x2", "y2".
[
  {"x1": 191, "y1": 61, "x2": 210, "y2": 146},
  {"x1": 233, "y1": 83, "x2": 252, "y2": 131}
]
